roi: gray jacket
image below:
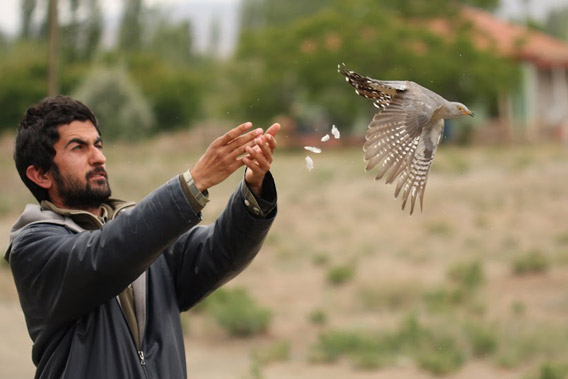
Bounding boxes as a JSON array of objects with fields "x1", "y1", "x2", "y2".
[{"x1": 6, "y1": 173, "x2": 277, "y2": 379}]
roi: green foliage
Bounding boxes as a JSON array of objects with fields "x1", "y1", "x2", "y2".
[
  {"x1": 531, "y1": 362, "x2": 568, "y2": 379},
  {"x1": 231, "y1": 0, "x2": 519, "y2": 130},
  {"x1": 358, "y1": 282, "x2": 423, "y2": 311},
  {"x1": 124, "y1": 53, "x2": 203, "y2": 131},
  {"x1": 326, "y1": 263, "x2": 356, "y2": 285},
  {"x1": 512, "y1": 250, "x2": 550, "y2": 276},
  {"x1": 119, "y1": 0, "x2": 144, "y2": 52},
  {"x1": 310, "y1": 313, "x2": 467, "y2": 375},
  {"x1": 252, "y1": 340, "x2": 291, "y2": 365},
  {"x1": 464, "y1": 321, "x2": 498, "y2": 357},
  {"x1": 308, "y1": 308, "x2": 327, "y2": 325},
  {"x1": 415, "y1": 334, "x2": 466, "y2": 376},
  {"x1": 447, "y1": 260, "x2": 485, "y2": 292},
  {"x1": 73, "y1": 65, "x2": 155, "y2": 140},
  {"x1": 202, "y1": 287, "x2": 272, "y2": 337},
  {"x1": 0, "y1": 42, "x2": 48, "y2": 131},
  {"x1": 424, "y1": 261, "x2": 486, "y2": 313}
]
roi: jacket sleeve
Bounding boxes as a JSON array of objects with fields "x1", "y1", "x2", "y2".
[
  {"x1": 163, "y1": 171, "x2": 278, "y2": 311},
  {"x1": 9, "y1": 176, "x2": 202, "y2": 334}
]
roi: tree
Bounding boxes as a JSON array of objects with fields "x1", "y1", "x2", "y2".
[
  {"x1": 119, "y1": 0, "x2": 144, "y2": 52},
  {"x1": 73, "y1": 65, "x2": 155, "y2": 140},
  {"x1": 48, "y1": 0, "x2": 59, "y2": 95},
  {"x1": 21, "y1": 0, "x2": 37, "y2": 39},
  {"x1": 62, "y1": 0, "x2": 103, "y2": 61},
  {"x1": 147, "y1": 16, "x2": 194, "y2": 64},
  {"x1": 229, "y1": 0, "x2": 518, "y2": 131}
]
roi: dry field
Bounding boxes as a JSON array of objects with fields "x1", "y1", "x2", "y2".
[{"x1": 1, "y1": 129, "x2": 567, "y2": 379}]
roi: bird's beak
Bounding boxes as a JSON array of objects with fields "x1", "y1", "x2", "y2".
[{"x1": 468, "y1": 111, "x2": 474, "y2": 117}]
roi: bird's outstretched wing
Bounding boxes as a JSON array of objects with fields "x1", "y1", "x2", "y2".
[
  {"x1": 393, "y1": 118, "x2": 444, "y2": 214},
  {"x1": 338, "y1": 63, "x2": 407, "y2": 109},
  {"x1": 339, "y1": 64, "x2": 442, "y2": 214}
]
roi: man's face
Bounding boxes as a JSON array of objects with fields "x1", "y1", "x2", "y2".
[{"x1": 48, "y1": 120, "x2": 111, "y2": 210}]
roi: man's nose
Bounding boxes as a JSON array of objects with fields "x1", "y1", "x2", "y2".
[{"x1": 90, "y1": 146, "x2": 107, "y2": 165}]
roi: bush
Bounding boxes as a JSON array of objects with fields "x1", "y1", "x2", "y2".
[
  {"x1": 73, "y1": 65, "x2": 155, "y2": 140},
  {"x1": 534, "y1": 362, "x2": 568, "y2": 379},
  {"x1": 0, "y1": 42, "x2": 49, "y2": 131},
  {"x1": 326, "y1": 263, "x2": 356, "y2": 285},
  {"x1": 512, "y1": 251, "x2": 550, "y2": 276},
  {"x1": 125, "y1": 53, "x2": 203, "y2": 131},
  {"x1": 464, "y1": 322, "x2": 498, "y2": 358},
  {"x1": 416, "y1": 335, "x2": 465, "y2": 376},
  {"x1": 252, "y1": 340, "x2": 291, "y2": 365},
  {"x1": 308, "y1": 308, "x2": 327, "y2": 325},
  {"x1": 447, "y1": 260, "x2": 485, "y2": 292},
  {"x1": 204, "y1": 287, "x2": 272, "y2": 337}
]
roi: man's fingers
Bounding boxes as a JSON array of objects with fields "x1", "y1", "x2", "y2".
[
  {"x1": 265, "y1": 123, "x2": 281, "y2": 137},
  {"x1": 254, "y1": 137, "x2": 273, "y2": 163},
  {"x1": 215, "y1": 122, "x2": 253, "y2": 146},
  {"x1": 245, "y1": 144, "x2": 270, "y2": 170}
]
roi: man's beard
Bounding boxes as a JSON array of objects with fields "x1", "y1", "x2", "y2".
[{"x1": 52, "y1": 165, "x2": 112, "y2": 209}]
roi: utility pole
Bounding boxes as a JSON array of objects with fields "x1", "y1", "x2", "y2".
[{"x1": 48, "y1": 0, "x2": 59, "y2": 96}]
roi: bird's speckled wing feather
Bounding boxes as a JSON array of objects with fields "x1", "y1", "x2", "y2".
[{"x1": 338, "y1": 64, "x2": 444, "y2": 214}]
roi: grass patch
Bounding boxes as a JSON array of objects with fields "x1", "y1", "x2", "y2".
[
  {"x1": 310, "y1": 313, "x2": 468, "y2": 375},
  {"x1": 512, "y1": 250, "x2": 550, "y2": 276},
  {"x1": 447, "y1": 260, "x2": 485, "y2": 292},
  {"x1": 555, "y1": 232, "x2": 568, "y2": 246},
  {"x1": 308, "y1": 308, "x2": 327, "y2": 325},
  {"x1": 251, "y1": 340, "x2": 291, "y2": 365},
  {"x1": 326, "y1": 263, "x2": 356, "y2": 286},
  {"x1": 464, "y1": 321, "x2": 498, "y2": 358},
  {"x1": 199, "y1": 287, "x2": 272, "y2": 337},
  {"x1": 525, "y1": 361, "x2": 568, "y2": 379},
  {"x1": 424, "y1": 220, "x2": 454, "y2": 236},
  {"x1": 358, "y1": 281, "x2": 423, "y2": 311}
]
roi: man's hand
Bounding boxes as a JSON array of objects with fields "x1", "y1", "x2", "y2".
[
  {"x1": 191, "y1": 122, "x2": 265, "y2": 192},
  {"x1": 243, "y1": 123, "x2": 280, "y2": 196}
]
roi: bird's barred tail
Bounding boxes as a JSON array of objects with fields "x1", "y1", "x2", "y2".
[{"x1": 338, "y1": 63, "x2": 395, "y2": 109}]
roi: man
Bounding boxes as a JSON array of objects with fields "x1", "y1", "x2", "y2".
[{"x1": 5, "y1": 95, "x2": 280, "y2": 378}]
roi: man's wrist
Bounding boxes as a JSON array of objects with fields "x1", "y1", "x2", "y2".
[{"x1": 180, "y1": 170, "x2": 209, "y2": 212}]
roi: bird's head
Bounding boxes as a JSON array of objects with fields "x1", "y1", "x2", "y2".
[{"x1": 452, "y1": 102, "x2": 474, "y2": 118}]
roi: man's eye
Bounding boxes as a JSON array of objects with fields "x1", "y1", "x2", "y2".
[{"x1": 72, "y1": 145, "x2": 83, "y2": 150}]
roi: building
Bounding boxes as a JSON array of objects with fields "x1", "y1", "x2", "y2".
[{"x1": 461, "y1": 6, "x2": 568, "y2": 143}]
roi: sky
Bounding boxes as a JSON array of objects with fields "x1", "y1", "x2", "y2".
[{"x1": 0, "y1": 0, "x2": 567, "y2": 45}]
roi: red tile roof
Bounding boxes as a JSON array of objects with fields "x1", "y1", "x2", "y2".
[{"x1": 462, "y1": 6, "x2": 568, "y2": 68}]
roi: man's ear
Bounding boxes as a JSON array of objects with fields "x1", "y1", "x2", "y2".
[{"x1": 26, "y1": 165, "x2": 52, "y2": 189}]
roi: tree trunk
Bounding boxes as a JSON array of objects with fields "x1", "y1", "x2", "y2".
[{"x1": 48, "y1": 0, "x2": 59, "y2": 96}]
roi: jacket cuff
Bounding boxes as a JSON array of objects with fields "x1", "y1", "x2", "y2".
[
  {"x1": 241, "y1": 170, "x2": 277, "y2": 218},
  {"x1": 179, "y1": 170, "x2": 209, "y2": 213}
]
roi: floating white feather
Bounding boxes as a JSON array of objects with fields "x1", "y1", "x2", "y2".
[
  {"x1": 331, "y1": 124, "x2": 340, "y2": 139},
  {"x1": 304, "y1": 146, "x2": 322, "y2": 154},
  {"x1": 305, "y1": 156, "x2": 314, "y2": 171}
]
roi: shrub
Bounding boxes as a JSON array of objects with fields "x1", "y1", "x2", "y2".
[
  {"x1": 73, "y1": 65, "x2": 155, "y2": 140},
  {"x1": 512, "y1": 251, "x2": 550, "y2": 276},
  {"x1": 534, "y1": 362, "x2": 568, "y2": 379},
  {"x1": 416, "y1": 334, "x2": 465, "y2": 376},
  {"x1": 204, "y1": 287, "x2": 272, "y2": 337},
  {"x1": 308, "y1": 308, "x2": 327, "y2": 325},
  {"x1": 464, "y1": 322, "x2": 498, "y2": 358},
  {"x1": 447, "y1": 260, "x2": 485, "y2": 292},
  {"x1": 252, "y1": 340, "x2": 291, "y2": 365},
  {"x1": 326, "y1": 263, "x2": 356, "y2": 285},
  {"x1": 358, "y1": 282, "x2": 423, "y2": 311}
]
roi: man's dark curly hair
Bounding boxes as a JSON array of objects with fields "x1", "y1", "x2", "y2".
[{"x1": 14, "y1": 95, "x2": 100, "y2": 203}]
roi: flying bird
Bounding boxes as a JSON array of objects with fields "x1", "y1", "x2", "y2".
[{"x1": 338, "y1": 63, "x2": 474, "y2": 214}]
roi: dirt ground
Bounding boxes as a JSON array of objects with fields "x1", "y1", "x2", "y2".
[{"x1": 1, "y1": 131, "x2": 567, "y2": 378}]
